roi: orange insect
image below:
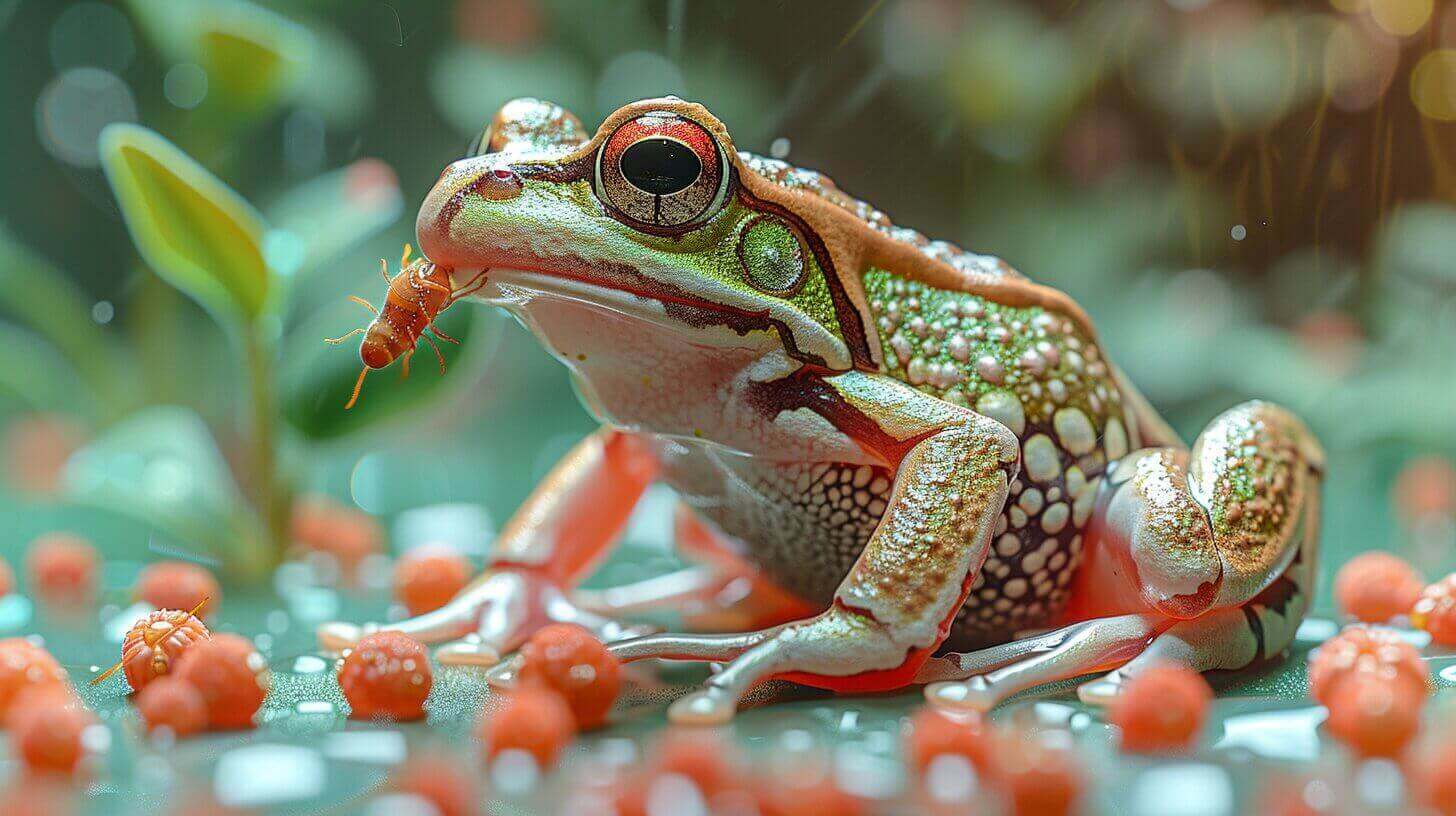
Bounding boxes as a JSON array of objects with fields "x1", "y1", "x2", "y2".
[{"x1": 326, "y1": 245, "x2": 487, "y2": 409}]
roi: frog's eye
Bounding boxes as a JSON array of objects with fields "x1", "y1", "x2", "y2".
[{"x1": 595, "y1": 112, "x2": 730, "y2": 232}]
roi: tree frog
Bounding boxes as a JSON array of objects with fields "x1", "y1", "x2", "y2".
[{"x1": 320, "y1": 97, "x2": 1324, "y2": 724}]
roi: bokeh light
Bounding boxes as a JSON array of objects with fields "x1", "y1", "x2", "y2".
[
  {"x1": 1369, "y1": 0, "x2": 1433, "y2": 36},
  {"x1": 1411, "y1": 48, "x2": 1456, "y2": 120},
  {"x1": 163, "y1": 63, "x2": 208, "y2": 109},
  {"x1": 1324, "y1": 20, "x2": 1400, "y2": 111},
  {"x1": 35, "y1": 67, "x2": 136, "y2": 167},
  {"x1": 48, "y1": 2, "x2": 134, "y2": 73}
]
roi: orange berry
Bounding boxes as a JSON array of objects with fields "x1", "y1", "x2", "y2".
[
  {"x1": 9, "y1": 687, "x2": 95, "y2": 775},
  {"x1": 1334, "y1": 551, "x2": 1423, "y2": 623},
  {"x1": 517, "y1": 623, "x2": 620, "y2": 729},
  {"x1": 1324, "y1": 670, "x2": 1422, "y2": 758},
  {"x1": 613, "y1": 732, "x2": 747, "y2": 816},
  {"x1": 1412, "y1": 573, "x2": 1456, "y2": 647},
  {"x1": 905, "y1": 706, "x2": 993, "y2": 774},
  {"x1": 1307, "y1": 625, "x2": 1427, "y2": 705},
  {"x1": 290, "y1": 495, "x2": 383, "y2": 575},
  {"x1": 25, "y1": 533, "x2": 98, "y2": 601},
  {"x1": 988, "y1": 731, "x2": 1083, "y2": 816},
  {"x1": 135, "y1": 562, "x2": 221, "y2": 619},
  {"x1": 1393, "y1": 456, "x2": 1456, "y2": 523},
  {"x1": 393, "y1": 549, "x2": 472, "y2": 616},
  {"x1": 338, "y1": 631, "x2": 432, "y2": 721},
  {"x1": 478, "y1": 686, "x2": 576, "y2": 768},
  {"x1": 134, "y1": 676, "x2": 208, "y2": 738},
  {"x1": 1409, "y1": 735, "x2": 1456, "y2": 816},
  {"x1": 757, "y1": 776, "x2": 864, "y2": 816},
  {"x1": 0, "y1": 639, "x2": 69, "y2": 725},
  {"x1": 0, "y1": 775, "x2": 77, "y2": 816},
  {"x1": 173, "y1": 633, "x2": 269, "y2": 730},
  {"x1": 2, "y1": 413, "x2": 84, "y2": 496},
  {"x1": 390, "y1": 753, "x2": 479, "y2": 816},
  {"x1": 1109, "y1": 663, "x2": 1212, "y2": 753},
  {"x1": 120, "y1": 608, "x2": 211, "y2": 692},
  {"x1": 1253, "y1": 775, "x2": 1338, "y2": 816}
]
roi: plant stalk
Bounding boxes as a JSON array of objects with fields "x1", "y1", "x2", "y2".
[{"x1": 243, "y1": 327, "x2": 287, "y2": 578}]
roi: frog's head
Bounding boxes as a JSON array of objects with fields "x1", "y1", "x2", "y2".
[{"x1": 416, "y1": 97, "x2": 873, "y2": 375}]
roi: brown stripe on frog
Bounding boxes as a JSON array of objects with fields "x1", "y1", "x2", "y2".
[{"x1": 478, "y1": 249, "x2": 836, "y2": 370}]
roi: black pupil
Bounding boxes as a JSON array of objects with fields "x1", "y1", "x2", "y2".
[{"x1": 620, "y1": 137, "x2": 702, "y2": 195}]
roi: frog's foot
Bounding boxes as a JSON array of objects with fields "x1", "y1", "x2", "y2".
[
  {"x1": 317, "y1": 567, "x2": 656, "y2": 667},
  {"x1": 925, "y1": 401, "x2": 1322, "y2": 712}
]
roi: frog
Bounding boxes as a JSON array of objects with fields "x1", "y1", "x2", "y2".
[{"x1": 319, "y1": 97, "x2": 1324, "y2": 724}]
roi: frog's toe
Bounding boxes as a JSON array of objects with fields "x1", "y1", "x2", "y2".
[
  {"x1": 435, "y1": 634, "x2": 502, "y2": 668},
  {"x1": 924, "y1": 677, "x2": 998, "y2": 712},
  {"x1": 667, "y1": 686, "x2": 738, "y2": 726},
  {"x1": 316, "y1": 621, "x2": 371, "y2": 651}
]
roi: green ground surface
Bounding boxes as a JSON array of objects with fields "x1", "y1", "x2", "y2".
[{"x1": 3, "y1": 506, "x2": 1451, "y2": 815}]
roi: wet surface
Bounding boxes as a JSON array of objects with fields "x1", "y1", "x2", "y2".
[{"x1": 1, "y1": 523, "x2": 1451, "y2": 814}]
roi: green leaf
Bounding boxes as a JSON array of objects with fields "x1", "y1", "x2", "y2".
[
  {"x1": 0, "y1": 322, "x2": 91, "y2": 415},
  {"x1": 0, "y1": 224, "x2": 134, "y2": 410},
  {"x1": 124, "y1": 0, "x2": 309, "y2": 120},
  {"x1": 62, "y1": 406, "x2": 271, "y2": 577},
  {"x1": 281, "y1": 302, "x2": 502, "y2": 440},
  {"x1": 263, "y1": 160, "x2": 403, "y2": 279},
  {"x1": 99, "y1": 123, "x2": 272, "y2": 326}
]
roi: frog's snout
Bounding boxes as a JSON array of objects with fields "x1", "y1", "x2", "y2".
[{"x1": 416, "y1": 161, "x2": 523, "y2": 268}]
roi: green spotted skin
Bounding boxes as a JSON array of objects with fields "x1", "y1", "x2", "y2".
[{"x1": 862, "y1": 270, "x2": 1137, "y2": 646}]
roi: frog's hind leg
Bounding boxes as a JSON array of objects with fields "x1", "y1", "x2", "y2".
[
  {"x1": 925, "y1": 400, "x2": 1323, "y2": 712},
  {"x1": 575, "y1": 504, "x2": 816, "y2": 631},
  {"x1": 586, "y1": 371, "x2": 1021, "y2": 725}
]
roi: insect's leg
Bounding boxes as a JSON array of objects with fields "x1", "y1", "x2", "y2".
[
  {"x1": 422, "y1": 332, "x2": 447, "y2": 374},
  {"x1": 449, "y1": 272, "x2": 490, "y2": 301},
  {"x1": 348, "y1": 295, "x2": 380, "y2": 316},
  {"x1": 324, "y1": 327, "x2": 365, "y2": 345},
  {"x1": 420, "y1": 280, "x2": 453, "y2": 296},
  {"x1": 400, "y1": 350, "x2": 412, "y2": 379},
  {"x1": 380, "y1": 259, "x2": 392, "y2": 285},
  {"x1": 430, "y1": 325, "x2": 462, "y2": 345}
]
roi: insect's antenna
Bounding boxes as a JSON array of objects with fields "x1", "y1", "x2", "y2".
[
  {"x1": 423, "y1": 332, "x2": 448, "y2": 374},
  {"x1": 380, "y1": 259, "x2": 392, "y2": 285},
  {"x1": 349, "y1": 295, "x2": 381, "y2": 317},
  {"x1": 401, "y1": 243, "x2": 413, "y2": 267},
  {"x1": 324, "y1": 327, "x2": 365, "y2": 345},
  {"x1": 89, "y1": 597, "x2": 210, "y2": 687},
  {"x1": 344, "y1": 366, "x2": 368, "y2": 410}
]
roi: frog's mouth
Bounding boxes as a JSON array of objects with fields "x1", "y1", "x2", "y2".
[{"x1": 449, "y1": 259, "x2": 828, "y2": 364}]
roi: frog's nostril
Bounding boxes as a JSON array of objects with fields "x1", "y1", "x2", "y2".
[{"x1": 476, "y1": 168, "x2": 523, "y2": 201}]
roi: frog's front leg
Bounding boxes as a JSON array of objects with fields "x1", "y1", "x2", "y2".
[
  {"x1": 923, "y1": 401, "x2": 1323, "y2": 711},
  {"x1": 602, "y1": 371, "x2": 1020, "y2": 725},
  {"x1": 317, "y1": 427, "x2": 660, "y2": 663}
]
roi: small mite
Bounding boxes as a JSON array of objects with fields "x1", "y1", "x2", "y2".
[{"x1": 325, "y1": 245, "x2": 487, "y2": 409}]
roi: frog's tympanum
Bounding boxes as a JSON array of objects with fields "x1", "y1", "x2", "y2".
[{"x1": 320, "y1": 98, "x2": 1323, "y2": 723}]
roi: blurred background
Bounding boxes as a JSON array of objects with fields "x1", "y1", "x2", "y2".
[{"x1": 1, "y1": 0, "x2": 1454, "y2": 601}]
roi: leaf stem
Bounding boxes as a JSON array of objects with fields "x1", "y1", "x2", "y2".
[{"x1": 243, "y1": 326, "x2": 287, "y2": 575}]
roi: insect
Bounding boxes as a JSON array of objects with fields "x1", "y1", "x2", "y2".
[
  {"x1": 325, "y1": 244, "x2": 487, "y2": 409},
  {"x1": 90, "y1": 596, "x2": 209, "y2": 688}
]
